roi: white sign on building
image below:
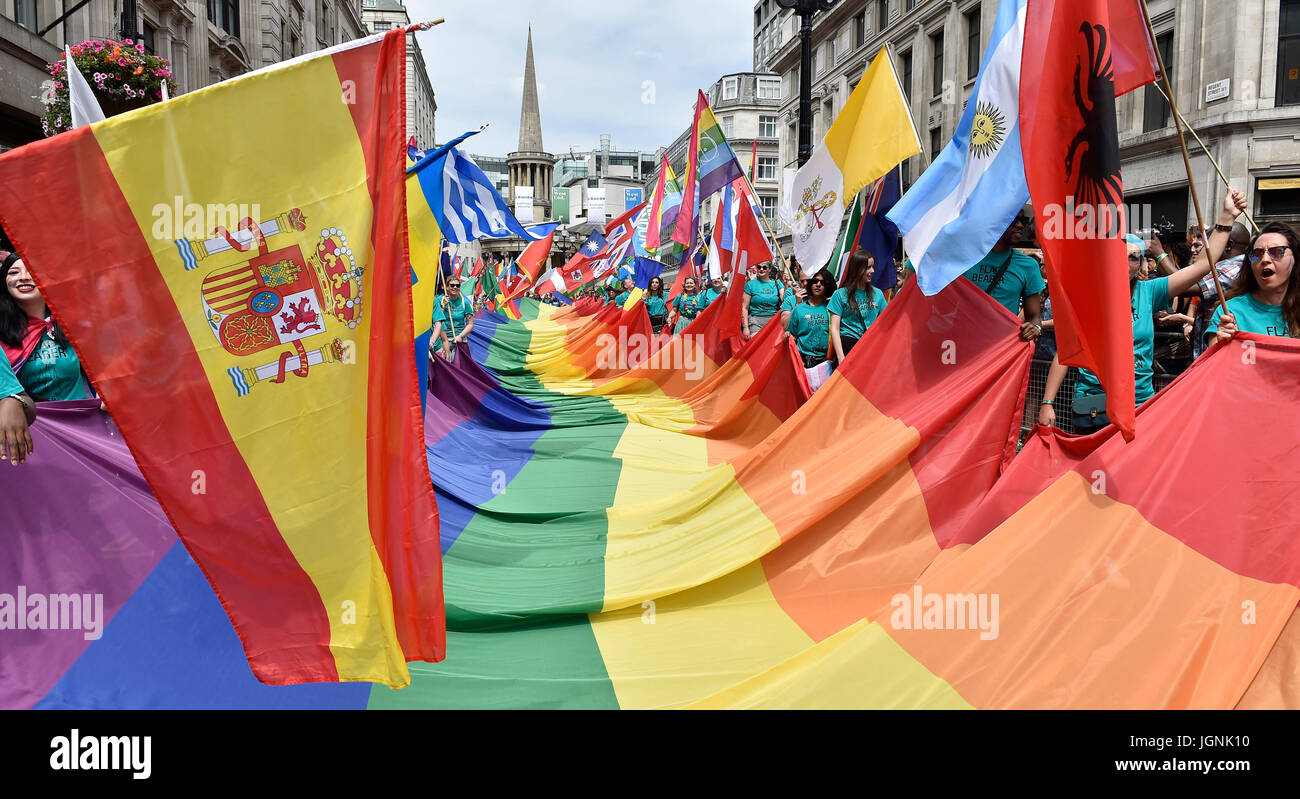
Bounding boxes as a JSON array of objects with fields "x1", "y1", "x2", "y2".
[
  {"x1": 1205, "y1": 78, "x2": 1231, "y2": 103},
  {"x1": 587, "y1": 187, "x2": 607, "y2": 227},
  {"x1": 514, "y1": 186, "x2": 535, "y2": 224}
]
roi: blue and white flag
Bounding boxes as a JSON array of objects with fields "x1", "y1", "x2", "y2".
[
  {"x1": 408, "y1": 129, "x2": 557, "y2": 244},
  {"x1": 886, "y1": 0, "x2": 1028, "y2": 295}
]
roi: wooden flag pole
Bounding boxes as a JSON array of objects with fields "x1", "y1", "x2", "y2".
[
  {"x1": 1151, "y1": 82, "x2": 1259, "y2": 234},
  {"x1": 1141, "y1": 0, "x2": 1230, "y2": 311},
  {"x1": 736, "y1": 166, "x2": 798, "y2": 284}
]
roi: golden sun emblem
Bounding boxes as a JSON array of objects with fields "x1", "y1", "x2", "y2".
[{"x1": 969, "y1": 101, "x2": 1007, "y2": 159}]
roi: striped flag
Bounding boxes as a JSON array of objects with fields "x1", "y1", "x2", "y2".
[
  {"x1": 887, "y1": 0, "x2": 1028, "y2": 294},
  {"x1": 0, "y1": 30, "x2": 443, "y2": 687},
  {"x1": 408, "y1": 131, "x2": 557, "y2": 244}
]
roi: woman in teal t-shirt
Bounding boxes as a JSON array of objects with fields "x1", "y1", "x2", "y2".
[
  {"x1": 828, "y1": 251, "x2": 887, "y2": 364},
  {"x1": 1, "y1": 252, "x2": 90, "y2": 401},
  {"x1": 1038, "y1": 190, "x2": 1248, "y2": 432},
  {"x1": 644, "y1": 276, "x2": 669, "y2": 333},
  {"x1": 670, "y1": 276, "x2": 702, "y2": 335},
  {"x1": 1205, "y1": 221, "x2": 1298, "y2": 347},
  {"x1": 742, "y1": 262, "x2": 782, "y2": 338},
  {"x1": 785, "y1": 269, "x2": 833, "y2": 368}
]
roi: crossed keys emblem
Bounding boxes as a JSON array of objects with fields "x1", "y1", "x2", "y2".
[{"x1": 797, "y1": 177, "x2": 838, "y2": 236}]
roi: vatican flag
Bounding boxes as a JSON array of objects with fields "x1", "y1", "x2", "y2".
[{"x1": 789, "y1": 45, "x2": 920, "y2": 276}]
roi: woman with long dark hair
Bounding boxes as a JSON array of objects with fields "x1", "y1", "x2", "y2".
[
  {"x1": 1207, "y1": 221, "x2": 1299, "y2": 345},
  {"x1": 1, "y1": 251, "x2": 90, "y2": 401},
  {"x1": 784, "y1": 268, "x2": 834, "y2": 368},
  {"x1": 644, "y1": 275, "x2": 669, "y2": 333},
  {"x1": 670, "y1": 275, "x2": 702, "y2": 335},
  {"x1": 828, "y1": 250, "x2": 887, "y2": 363}
]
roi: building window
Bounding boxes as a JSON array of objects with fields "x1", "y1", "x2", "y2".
[
  {"x1": 901, "y1": 49, "x2": 913, "y2": 102},
  {"x1": 15, "y1": 0, "x2": 37, "y2": 31},
  {"x1": 759, "y1": 115, "x2": 778, "y2": 138},
  {"x1": 1279, "y1": 0, "x2": 1300, "y2": 106},
  {"x1": 1143, "y1": 31, "x2": 1174, "y2": 131},
  {"x1": 828, "y1": 33, "x2": 837, "y2": 65},
  {"x1": 966, "y1": 9, "x2": 981, "y2": 80},
  {"x1": 291, "y1": 32, "x2": 300, "y2": 57},
  {"x1": 760, "y1": 194, "x2": 777, "y2": 222},
  {"x1": 931, "y1": 30, "x2": 944, "y2": 97},
  {"x1": 901, "y1": 158, "x2": 911, "y2": 190},
  {"x1": 854, "y1": 12, "x2": 866, "y2": 48},
  {"x1": 363, "y1": 0, "x2": 377, "y2": 6},
  {"x1": 758, "y1": 156, "x2": 778, "y2": 180},
  {"x1": 208, "y1": 0, "x2": 240, "y2": 36},
  {"x1": 879, "y1": 0, "x2": 889, "y2": 31},
  {"x1": 143, "y1": 21, "x2": 157, "y2": 54},
  {"x1": 721, "y1": 115, "x2": 735, "y2": 137},
  {"x1": 758, "y1": 76, "x2": 781, "y2": 99},
  {"x1": 930, "y1": 126, "x2": 944, "y2": 160},
  {"x1": 907, "y1": 0, "x2": 917, "y2": 10},
  {"x1": 374, "y1": 21, "x2": 392, "y2": 31},
  {"x1": 723, "y1": 77, "x2": 739, "y2": 100}
]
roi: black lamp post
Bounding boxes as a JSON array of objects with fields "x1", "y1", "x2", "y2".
[{"x1": 775, "y1": 0, "x2": 836, "y2": 166}]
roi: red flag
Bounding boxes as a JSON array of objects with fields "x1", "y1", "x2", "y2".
[
  {"x1": 733, "y1": 188, "x2": 773, "y2": 277},
  {"x1": 517, "y1": 231, "x2": 554, "y2": 283},
  {"x1": 470, "y1": 257, "x2": 485, "y2": 278},
  {"x1": 1021, "y1": 0, "x2": 1158, "y2": 440},
  {"x1": 716, "y1": 254, "x2": 748, "y2": 338}
]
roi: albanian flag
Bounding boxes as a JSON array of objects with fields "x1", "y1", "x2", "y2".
[{"x1": 1020, "y1": 0, "x2": 1158, "y2": 439}]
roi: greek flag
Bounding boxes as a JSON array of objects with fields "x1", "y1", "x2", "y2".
[
  {"x1": 887, "y1": 0, "x2": 1028, "y2": 295},
  {"x1": 408, "y1": 129, "x2": 557, "y2": 244}
]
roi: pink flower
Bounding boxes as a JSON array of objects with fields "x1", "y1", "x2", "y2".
[{"x1": 136, "y1": 43, "x2": 145, "y2": 52}]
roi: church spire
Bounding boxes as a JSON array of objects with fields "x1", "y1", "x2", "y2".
[{"x1": 518, "y1": 25, "x2": 544, "y2": 152}]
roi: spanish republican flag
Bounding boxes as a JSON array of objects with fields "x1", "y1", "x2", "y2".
[{"x1": 0, "y1": 30, "x2": 444, "y2": 687}]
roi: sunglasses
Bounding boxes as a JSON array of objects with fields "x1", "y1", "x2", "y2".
[
  {"x1": 1248, "y1": 245, "x2": 1292, "y2": 263},
  {"x1": 809, "y1": 279, "x2": 828, "y2": 285},
  {"x1": 757, "y1": 265, "x2": 770, "y2": 270},
  {"x1": 448, "y1": 283, "x2": 462, "y2": 288}
]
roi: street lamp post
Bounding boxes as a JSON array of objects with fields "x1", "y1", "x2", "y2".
[{"x1": 776, "y1": 0, "x2": 836, "y2": 167}]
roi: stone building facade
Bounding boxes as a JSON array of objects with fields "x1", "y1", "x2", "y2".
[{"x1": 754, "y1": 0, "x2": 1300, "y2": 248}]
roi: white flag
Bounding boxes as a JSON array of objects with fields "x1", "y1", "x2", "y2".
[{"x1": 65, "y1": 47, "x2": 106, "y2": 129}]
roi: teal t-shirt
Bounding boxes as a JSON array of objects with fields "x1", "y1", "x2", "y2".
[
  {"x1": 963, "y1": 250, "x2": 1045, "y2": 315},
  {"x1": 16, "y1": 329, "x2": 89, "y2": 401},
  {"x1": 645, "y1": 294, "x2": 669, "y2": 316},
  {"x1": 780, "y1": 290, "x2": 797, "y2": 313},
  {"x1": 615, "y1": 291, "x2": 632, "y2": 307},
  {"x1": 1075, "y1": 276, "x2": 1171, "y2": 405},
  {"x1": 786, "y1": 301, "x2": 831, "y2": 360},
  {"x1": 828, "y1": 286, "x2": 887, "y2": 341},
  {"x1": 700, "y1": 287, "x2": 724, "y2": 308},
  {"x1": 1207, "y1": 294, "x2": 1295, "y2": 342},
  {"x1": 0, "y1": 357, "x2": 23, "y2": 399},
  {"x1": 673, "y1": 292, "x2": 702, "y2": 318},
  {"x1": 434, "y1": 294, "x2": 473, "y2": 333},
  {"x1": 744, "y1": 278, "x2": 781, "y2": 317}
]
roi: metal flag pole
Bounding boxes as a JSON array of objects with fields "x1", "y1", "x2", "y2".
[
  {"x1": 1141, "y1": 0, "x2": 1229, "y2": 312},
  {"x1": 1151, "y1": 83, "x2": 1259, "y2": 234}
]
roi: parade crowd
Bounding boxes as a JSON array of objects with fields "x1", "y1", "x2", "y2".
[{"x1": 3, "y1": 188, "x2": 1295, "y2": 464}]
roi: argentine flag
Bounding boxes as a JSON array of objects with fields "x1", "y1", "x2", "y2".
[
  {"x1": 887, "y1": 0, "x2": 1028, "y2": 295},
  {"x1": 408, "y1": 129, "x2": 557, "y2": 244}
]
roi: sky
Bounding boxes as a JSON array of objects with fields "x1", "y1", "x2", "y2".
[{"x1": 405, "y1": 0, "x2": 756, "y2": 157}]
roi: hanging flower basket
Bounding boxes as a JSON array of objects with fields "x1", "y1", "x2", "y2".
[{"x1": 41, "y1": 38, "x2": 177, "y2": 137}]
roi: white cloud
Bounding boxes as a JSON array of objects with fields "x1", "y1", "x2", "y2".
[{"x1": 405, "y1": 0, "x2": 754, "y2": 157}]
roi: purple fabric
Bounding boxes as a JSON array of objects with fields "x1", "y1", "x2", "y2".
[
  {"x1": 0, "y1": 400, "x2": 177, "y2": 709},
  {"x1": 425, "y1": 348, "x2": 494, "y2": 446}
]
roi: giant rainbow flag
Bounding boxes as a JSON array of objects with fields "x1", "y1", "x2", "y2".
[{"x1": 8, "y1": 270, "x2": 1295, "y2": 708}]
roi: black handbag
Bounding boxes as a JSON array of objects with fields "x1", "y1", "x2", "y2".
[{"x1": 1072, "y1": 392, "x2": 1107, "y2": 418}]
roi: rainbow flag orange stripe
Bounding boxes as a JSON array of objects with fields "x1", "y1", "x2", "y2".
[{"x1": 0, "y1": 31, "x2": 442, "y2": 688}]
